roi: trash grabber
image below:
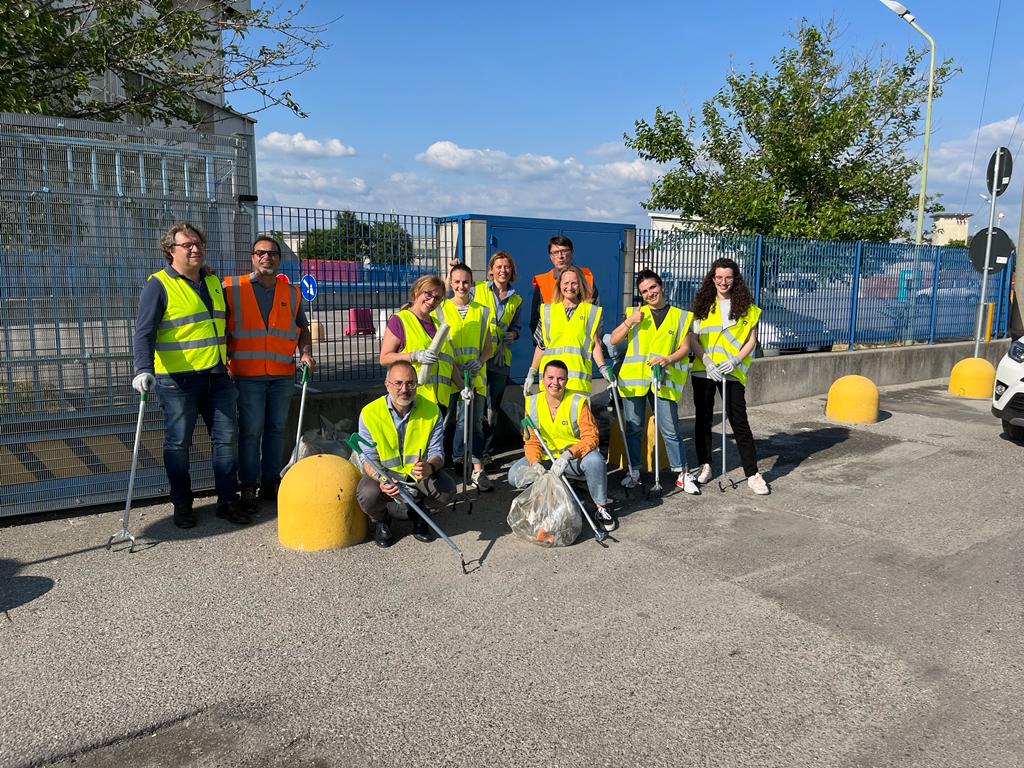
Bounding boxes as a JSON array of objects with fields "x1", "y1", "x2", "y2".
[
  {"x1": 717, "y1": 374, "x2": 741, "y2": 492},
  {"x1": 521, "y1": 416, "x2": 608, "y2": 545},
  {"x1": 346, "y1": 433, "x2": 471, "y2": 574},
  {"x1": 609, "y1": 384, "x2": 638, "y2": 494},
  {"x1": 462, "y1": 370, "x2": 472, "y2": 491},
  {"x1": 106, "y1": 392, "x2": 147, "y2": 552},
  {"x1": 646, "y1": 364, "x2": 664, "y2": 499},
  {"x1": 279, "y1": 363, "x2": 310, "y2": 479}
]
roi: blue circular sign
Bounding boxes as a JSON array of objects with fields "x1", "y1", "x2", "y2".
[{"x1": 300, "y1": 274, "x2": 318, "y2": 301}]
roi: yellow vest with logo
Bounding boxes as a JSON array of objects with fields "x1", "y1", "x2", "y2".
[
  {"x1": 691, "y1": 300, "x2": 761, "y2": 386},
  {"x1": 474, "y1": 280, "x2": 522, "y2": 369},
  {"x1": 616, "y1": 305, "x2": 693, "y2": 402},
  {"x1": 361, "y1": 393, "x2": 439, "y2": 479},
  {"x1": 526, "y1": 392, "x2": 587, "y2": 453},
  {"x1": 433, "y1": 300, "x2": 490, "y2": 396},
  {"x1": 397, "y1": 309, "x2": 455, "y2": 406},
  {"x1": 539, "y1": 302, "x2": 603, "y2": 395},
  {"x1": 151, "y1": 270, "x2": 227, "y2": 374}
]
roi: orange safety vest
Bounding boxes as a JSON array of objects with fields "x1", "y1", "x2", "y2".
[
  {"x1": 533, "y1": 267, "x2": 596, "y2": 303},
  {"x1": 224, "y1": 274, "x2": 301, "y2": 377}
]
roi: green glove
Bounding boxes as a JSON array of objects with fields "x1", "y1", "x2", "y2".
[{"x1": 601, "y1": 364, "x2": 616, "y2": 384}]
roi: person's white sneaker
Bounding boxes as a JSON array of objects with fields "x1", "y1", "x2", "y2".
[
  {"x1": 696, "y1": 463, "x2": 712, "y2": 484},
  {"x1": 675, "y1": 472, "x2": 700, "y2": 495},
  {"x1": 471, "y1": 468, "x2": 492, "y2": 491},
  {"x1": 594, "y1": 504, "x2": 618, "y2": 533},
  {"x1": 747, "y1": 472, "x2": 770, "y2": 495},
  {"x1": 620, "y1": 469, "x2": 641, "y2": 488}
]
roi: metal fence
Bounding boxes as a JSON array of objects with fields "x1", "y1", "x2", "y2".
[
  {"x1": 635, "y1": 228, "x2": 1014, "y2": 354},
  {"x1": 0, "y1": 112, "x2": 254, "y2": 517}
]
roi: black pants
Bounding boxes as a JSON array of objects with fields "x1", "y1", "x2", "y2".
[
  {"x1": 356, "y1": 471, "x2": 456, "y2": 523},
  {"x1": 692, "y1": 376, "x2": 759, "y2": 477}
]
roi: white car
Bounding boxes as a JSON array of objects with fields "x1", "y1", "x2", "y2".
[{"x1": 992, "y1": 336, "x2": 1024, "y2": 440}]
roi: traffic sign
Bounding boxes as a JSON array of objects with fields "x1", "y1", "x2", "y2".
[
  {"x1": 986, "y1": 147, "x2": 1013, "y2": 197},
  {"x1": 969, "y1": 227, "x2": 1015, "y2": 275},
  {"x1": 300, "y1": 274, "x2": 318, "y2": 301}
]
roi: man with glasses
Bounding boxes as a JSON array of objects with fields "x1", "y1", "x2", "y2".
[
  {"x1": 132, "y1": 222, "x2": 246, "y2": 528},
  {"x1": 224, "y1": 235, "x2": 315, "y2": 513},
  {"x1": 529, "y1": 235, "x2": 600, "y2": 336},
  {"x1": 354, "y1": 361, "x2": 454, "y2": 548}
]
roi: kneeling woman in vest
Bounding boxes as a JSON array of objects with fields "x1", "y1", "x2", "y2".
[
  {"x1": 508, "y1": 360, "x2": 617, "y2": 534},
  {"x1": 380, "y1": 275, "x2": 458, "y2": 414},
  {"x1": 436, "y1": 262, "x2": 494, "y2": 490},
  {"x1": 609, "y1": 269, "x2": 699, "y2": 495},
  {"x1": 524, "y1": 265, "x2": 612, "y2": 398},
  {"x1": 689, "y1": 258, "x2": 770, "y2": 495}
]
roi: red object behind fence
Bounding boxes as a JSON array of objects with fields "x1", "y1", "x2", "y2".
[{"x1": 345, "y1": 308, "x2": 375, "y2": 336}]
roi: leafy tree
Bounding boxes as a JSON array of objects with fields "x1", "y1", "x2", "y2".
[
  {"x1": 368, "y1": 221, "x2": 415, "y2": 264},
  {"x1": 298, "y1": 211, "x2": 369, "y2": 261},
  {"x1": 0, "y1": 0, "x2": 330, "y2": 126},
  {"x1": 625, "y1": 19, "x2": 955, "y2": 243}
]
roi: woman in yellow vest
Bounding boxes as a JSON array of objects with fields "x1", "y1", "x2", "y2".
[
  {"x1": 609, "y1": 269, "x2": 699, "y2": 494},
  {"x1": 435, "y1": 262, "x2": 493, "y2": 490},
  {"x1": 472, "y1": 251, "x2": 523, "y2": 462},
  {"x1": 379, "y1": 275, "x2": 457, "y2": 411},
  {"x1": 524, "y1": 265, "x2": 611, "y2": 398},
  {"x1": 689, "y1": 257, "x2": 770, "y2": 495}
]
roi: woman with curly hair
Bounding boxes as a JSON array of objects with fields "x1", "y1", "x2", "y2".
[{"x1": 689, "y1": 257, "x2": 770, "y2": 495}]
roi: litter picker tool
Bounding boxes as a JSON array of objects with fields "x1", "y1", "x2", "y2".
[
  {"x1": 417, "y1": 319, "x2": 451, "y2": 387},
  {"x1": 462, "y1": 370, "x2": 472, "y2": 491},
  {"x1": 645, "y1": 364, "x2": 664, "y2": 500},
  {"x1": 106, "y1": 391, "x2": 147, "y2": 552},
  {"x1": 609, "y1": 383, "x2": 638, "y2": 495},
  {"x1": 521, "y1": 416, "x2": 608, "y2": 546},
  {"x1": 280, "y1": 363, "x2": 310, "y2": 479},
  {"x1": 347, "y1": 433, "x2": 472, "y2": 574},
  {"x1": 717, "y1": 373, "x2": 741, "y2": 492}
]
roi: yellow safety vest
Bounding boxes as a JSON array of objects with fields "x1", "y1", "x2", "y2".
[
  {"x1": 691, "y1": 301, "x2": 762, "y2": 386},
  {"x1": 397, "y1": 309, "x2": 455, "y2": 406},
  {"x1": 433, "y1": 300, "x2": 490, "y2": 396},
  {"x1": 526, "y1": 392, "x2": 587, "y2": 453},
  {"x1": 150, "y1": 270, "x2": 227, "y2": 374},
  {"x1": 474, "y1": 280, "x2": 522, "y2": 369},
  {"x1": 539, "y1": 302, "x2": 603, "y2": 395},
  {"x1": 616, "y1": 305, "x2": 693, "y2": 402},
  {"x1": 361, "y1": 393, "x2": 440, "y2": 479}
]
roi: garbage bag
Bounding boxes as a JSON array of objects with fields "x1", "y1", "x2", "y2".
[{"x1": 507, "y1": 468, "x2": 582, "y2": 547}]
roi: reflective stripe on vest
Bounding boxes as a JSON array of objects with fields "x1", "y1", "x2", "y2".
[
  {"x1": 539, "y1": 302, "x2": 602, "y2": 394},
  {"x1": 397, "y1": 309, "x2": 455, "y2": 406},
  {"x1": 151, "y1": 270, "x2": 227, "y2": 374},
  {"x1": 691, "y1": 301, "x2": 762, "y2": 386},
  {"x1": 361, "y1": 394, "x2": 439, "y2": 478},
  {"x1": 224, "y1": 274, "x2": 301, "y2": 377},
  {"x1": 473, "y1": 281, "x2": 522, "y2": 369},
  {"x1": 533, "y1": 267, "x2": 596, "y2": 304},
  {"x1": 616, "y1": 305, "x2": 693, "y2": 402},
  {"x1": 434, "y1": 300, "x2": 490, "y2": 396},
  {"x1": 526, "y1": 392, "x2": 585, "y2": 453}
]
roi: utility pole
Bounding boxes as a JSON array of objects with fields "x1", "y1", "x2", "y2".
[{"x1": 1015, "y1": 193, "x2": 1024, "y2": 336}]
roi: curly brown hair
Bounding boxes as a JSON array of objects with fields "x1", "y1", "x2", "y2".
[{"x1": 690, "y1": 257, "x2": 754, "y2": 320}]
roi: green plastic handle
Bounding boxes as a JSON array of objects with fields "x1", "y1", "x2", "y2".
[
  {"x1": 300, "y1": 364, "x2": 310, "y2": 384},
  {"x1": 346, "y1": 433, "x2": 374, "y2": 452},
  {"x1": 521, "y1": 416, "x2": 537, "y2": 431},
  {"x1": 140, "y1": 392, "x2": 149, "y2": 403},
  {"x1": 464, "y1": 370, "x2": 471, "y2": 386}
]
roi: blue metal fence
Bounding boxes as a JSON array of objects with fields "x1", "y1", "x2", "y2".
[{"x1": 636, "y1": 228, "x2": 1013, "y2": 353}]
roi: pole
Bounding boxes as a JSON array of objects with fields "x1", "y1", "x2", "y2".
[
  {"x1": 1015, "y1": 180, "x2": 1024, "y2": 336},
  {"x1": 973, "y1": 149, "x2": 1002, "y2": 356},
  {"x1": 911, "y1": 21, "x2": 935, "y2": 246}
]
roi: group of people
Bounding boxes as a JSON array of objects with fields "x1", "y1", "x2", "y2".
[{"x1": 132, "y1": 222, "x2": 769, "y2": 546}]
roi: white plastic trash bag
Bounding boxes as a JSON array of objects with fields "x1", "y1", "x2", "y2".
[{"x1": 507, "y1": 468, "x2": 582, "y2": 547}]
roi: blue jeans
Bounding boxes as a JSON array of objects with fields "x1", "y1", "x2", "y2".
[
  {"x1": 482, "y1": 367, "x2": 509, "y2": 455},
  {"x1": 620, "y1": 393, "x2": 688, "y2": 472},
  {"x1": 452, "y1": 392, "x2": 486, "y2": 464},
  {"x1": 155, "y1": 371, "x2": 238, "y2": 505},
  {"x1": 236, "y1": 376, "x2": 294, "y2": 487},
  {"x1": 508, "y1": 451, "x2": 609, "y2": 506}
]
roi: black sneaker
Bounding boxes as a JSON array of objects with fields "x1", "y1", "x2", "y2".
[
  {"x1": 216, "y1": 499, "x2": 252, "y2": 525},
  {"x1": 239, "y1": 486, "x2": 259, "y2": 515},
  {"x1": 374, "y1": 520, "x2": 395, "y2": 548},
  {"x1": 594, "y1": 504, "x2": 617, "y2": 533},
  {"x1": 412, "y1": 514, "x2": 435, "y2": 543},
  {"x1": 172, "y1": 502, "x2": 196, "y2": 529},
  {"x1": 258, "y1": 481, "x2": 279, "y2": 502}
]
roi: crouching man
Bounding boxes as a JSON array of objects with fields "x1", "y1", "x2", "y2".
[
  {"x1": 508, "y1": 359, "x2": 616, "y2": 533},
  {"x1": 355, "y1": 361, "x2": 455, "y2": 548}
]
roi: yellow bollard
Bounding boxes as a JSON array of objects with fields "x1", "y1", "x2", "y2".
[
  {"x1": 278, "y1": 454, "x2": 367, "y2": 551},
  {"x1": 825, "y1": 375, "x2": 879, "y2": 424},
  {"x1": 948, "y1": 357, "x2": 995, "y2": 399}
]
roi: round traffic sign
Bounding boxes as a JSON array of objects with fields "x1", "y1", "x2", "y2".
[
  {"x1": 300, "y1": 274, "x2": 318, "y2": 301},
  {"x1": 969, "y1": 227, "x2": 1015, "y2": 275},
  {"x1": 986, "y1": 147, "x2": 1013, "y2": 197}
]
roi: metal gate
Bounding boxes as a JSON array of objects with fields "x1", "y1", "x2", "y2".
[{"x1": 0, "y1": 112, "x2": 254, "y2": 518}]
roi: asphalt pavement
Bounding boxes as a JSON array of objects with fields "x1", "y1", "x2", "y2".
[{"x1": 2, "y1": 378, "x2": 1022, "y2": 768}]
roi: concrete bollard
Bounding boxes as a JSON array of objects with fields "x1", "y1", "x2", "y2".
[
  {"x1": 825, "y1": 374, "x2": 879, "y2": 424},
  {"x1": 947, "y1": 357, "x2": 996, "y2": 399},
  {"x1": 278, "y1": 454, "x2": 367, "y2": 551},
  {"x1": 607, "y1": 410, "x2": 668, "y2": 472},
  {"x1": 309, "y1": 319, "x2": 326, "y2": 344}
]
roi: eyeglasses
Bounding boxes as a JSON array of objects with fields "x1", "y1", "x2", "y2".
[
  {"x1": 421, "y1": 292, "x2": 444, "y2": 303},
  {"x1": 550, "y1": 249, "x2": 572, "y2": 257},
  {"x1": 253, "y1": 249, "x2": 281, "y2": 258},
  {"x1": 173, "y1": 240, "x2": 203, "y2": 251},
  {"x1": 387, "y1": 380, "x2": 418, "y2": 390}
]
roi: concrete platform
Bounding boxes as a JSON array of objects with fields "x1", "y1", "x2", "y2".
[{"x1": 1, "y1": 378, "x2": 1021, "y2": 768}]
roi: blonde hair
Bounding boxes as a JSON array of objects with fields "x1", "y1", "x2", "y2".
[
  {"x1": 559, "y1": 265, "x2": 591, "y2": 303},
  {"x1": 400, "y1": 274, "x2": 445, "y2": 311},
  {"x1": 487, "y1": 251, "x2": 518, "y2": 282}
]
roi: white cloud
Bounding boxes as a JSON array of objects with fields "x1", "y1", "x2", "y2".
[
  {"x1": 257, "y1": 131, "x2": 356, "y2": 158},
  {"x1": 416, "y1": 140, "x2": 581, "y2": 180},
  {"x1": 587, "y1": 140, "x2": 631, "y2": 159}
]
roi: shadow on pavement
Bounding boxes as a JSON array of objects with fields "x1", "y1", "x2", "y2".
[
  {"x1": 757, "y1": 424, "x2": 853, "y2": 481},
  {"x1": 0, "y1": 558, "x2": 55, "y2": 614}
]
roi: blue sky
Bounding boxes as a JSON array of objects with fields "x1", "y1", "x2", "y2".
[{"x1": 234, "y1": 0, "x2": 1024, "y2": 240}]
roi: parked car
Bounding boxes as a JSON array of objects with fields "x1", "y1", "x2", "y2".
[
  {"x1": 992, "y1": 336, "x2": 1024, "y2": 440},
  {"x1": 915, "y1": 276, "x2": 980, "y2": 306},
  {"x1": 756, "y1": 294, "x2": 835, "y2": 355}
]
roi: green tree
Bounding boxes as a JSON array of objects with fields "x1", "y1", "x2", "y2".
[
  {"x1": 0, "y1": 0, "x2": 329, "y2": 126},
  {"x1": 298, "y1": 211, "x2": 369, "y2": 261},
  {"x1": 368, "y1": 220, "x2": 415, "y2": 264},
  {"x1": 625, "y1": 19, "x2": 955, "y2": 242}
]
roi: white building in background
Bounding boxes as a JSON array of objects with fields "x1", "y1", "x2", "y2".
[{"x1": 930, "y1": 213, "x2": 972, "y2": 246}]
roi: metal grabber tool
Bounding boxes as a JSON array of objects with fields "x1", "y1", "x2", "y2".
[
  {"x1": 346, "y1": 433, "x2": 473, "y2": 574},
  {"x1": 521, "y1": 416, "x2": 609, "y2": 546},
  {"x1": 609, "y1": 382, "x2": 638, "y2": 496},
  {"x1": 280, "y1": 362, "x2": 310, "y2": 479},
  {"x1": 718, "y1": 375, "x2": 741, "y2": 492},
  {"x1": 106, "y1": 391, "x2": 147, "y2": 552},
  {"x1": 645, "y1": 364, "x2": 664, "y2": 500}
]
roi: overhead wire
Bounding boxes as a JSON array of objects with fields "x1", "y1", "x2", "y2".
[{"x1": 958, "y1": 0, "x2": 1002, "y2": 215}]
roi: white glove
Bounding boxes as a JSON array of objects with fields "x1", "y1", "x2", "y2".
[
  {"x1": 550, "y1": 451, "x2": 572, "y2": 478},
  {"x1": 523, "y1": 368, "x2": 537, "y2": 398},
  {"x1": 716, "y1": 356, "x2": 740, "y2": 376},
  {"x1": 410, "y1": 349, "x2": 438, "y2": 365},
  {"x1": 460, "y1": 386, "x2": 474, "y2": 402},
  {"x1": 502, "y1": 332, "x2": 516, "y2": 345},
  {"x1": 464, "y1": 358, "x2": 482, "y2": 375},
  {"x1": 702, "y1": 354, "x2": 723, "y2": 382},
  {"x1": 132, "y1": 372, "x2": 155, "y2": 393}
]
